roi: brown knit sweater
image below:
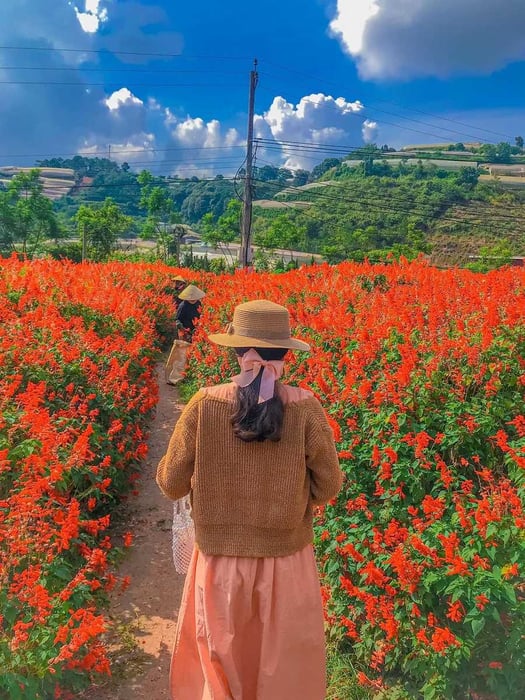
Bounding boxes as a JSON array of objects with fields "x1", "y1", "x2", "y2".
[{"x1": 156, "y1": 383, "x2": 343, "y2": 557}]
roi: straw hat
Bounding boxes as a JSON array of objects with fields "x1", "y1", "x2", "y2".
[
  {"x1": 208, "y1": 300, "x2": 310, "y2": 351},
  {"x1": 179, "y1": 284, "x2": 206, "y2": 301},
  {"x1": 174, "y1": 275, "x2": 186, "y2": 283}
]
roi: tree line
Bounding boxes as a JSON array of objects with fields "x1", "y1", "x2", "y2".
[{"x1": 2, "y1": 144, "x2": 524, "y2": 268}]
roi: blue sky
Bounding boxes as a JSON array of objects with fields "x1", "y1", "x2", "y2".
[{"x1": 1, "y1": 0, "x2": 525, "y2": 175}]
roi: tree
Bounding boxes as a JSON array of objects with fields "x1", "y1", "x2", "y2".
[
  {"x1": 168, "y1": 211, "x2": 187, "y2": 263},
  {"x1": 277, "y1": 168, "x2": 293, "y2": 184},
  {"x1": 199, "y1": 198, "x2": 241, "y2": 263},
  {"x1": 138, "y1": 170, "x2": 179, "y2": 262},
  {"x1": 515, "y1": 136, "x2": 524, "y2": 150},
  {"x1": 362, "y1": 155, "x2": 375, "y2": 177},
  {"x1": 496, "y1": 141, "x2": 512, "y2": 163},
  {"x1": 455, "y1": 167, "x2": 479, "y2": 189},
  {"x1": 0, "y1": 169, "x2": 61, "y2": 255},
  {"x1": 178, "y1": 179, "x2": 236, "y2": 222},
  {"x1": 292, "y1": 169, "x2": 310, "y2": 186},
  {"x1": 310, "y1": 158, "x2": 341, "y2": 181},
  {"x1": 255, "y1": 164, "x2": 280, "y2": 182},
  {"x1": 75, "y1": 198, "x2": 132, "y2": 261},
  {"x1": 255, "y1": 214, "x2": 306, "y2": 261},
  {"x1": 467, "y1": 239, "x2": 513, "y2": 272},
  {"x1": 480, "y1": 142, "x2": 512, "y2": 164}
]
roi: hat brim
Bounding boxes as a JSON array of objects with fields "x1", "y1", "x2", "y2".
[
  {"x1": 208, "y1": 332, "x2": 310, "y2": 352},
  {"x1": 178, "y1": 290, "x2": 206, "y2": 301}
]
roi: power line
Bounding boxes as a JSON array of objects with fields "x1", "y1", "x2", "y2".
[
  {"x1": 3, "y1": 48, "x2": 516, "y2": 144},
  {"x1": 1, "y1": 48, "x2": 517, "y2": 148},
  {"x1": 0, "y1": 160, "x2": 246, "y2": 175},
  {"x1": 0, "y1": 135, "x2": 487, "y2": 164},
  {"x1": 251, "y1": 171, "x2": 525, "y2": 228},
  {"x1": 0, "y1": 45, "x2": 251, "y2": 61},
  {"x1": 372, "y1": 101, "x2": 515, "y2": 142},
  {"x1": 36, "y1": 162, "x2": 525, "y2": 230},
  {"x1": 255, "y1": 138, "x2": 486, "y2": 165},
  {"x1": 253, "y1": 179, "x2": 525, "y2": 236},
  {"x1": 260, "y1": 79, "x2": 496, "y2": 147},
  {"x1": 258, "y1": 83, "x2": 492, "y2": 146},
  {"x1": 260, "y1": 61, "x2": 516, "y2": 143},
  {"x1": 255, "y1": 171, "x2": 525, "y2": 225},
  {"x1": 2, "y1": 147, "x2": 521, "y2": 223},
  {"x1": 0, "y1": 145, "x2": 246, "y2": 159},
  {"x1": 0, "y1": 66, "x2": 244, "y2": 75},
  {"x1": 0, "y1": 80, "x2": 240, "y2": 88}
]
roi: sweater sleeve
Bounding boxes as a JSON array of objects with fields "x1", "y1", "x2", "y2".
[
  {"x1": 305, "y1": 399, "x2": 344, "y2": 506},
  {"x1": 156, "y1": 390, "x2": 204, "y2": 500}
]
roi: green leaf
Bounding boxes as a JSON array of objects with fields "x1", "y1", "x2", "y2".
[
  {"x1": 503, "y1": 585, "x2": 517, "y2": 605},
  {"x1": 471, "y1": 617, "x2": 485, "y2": 637}
]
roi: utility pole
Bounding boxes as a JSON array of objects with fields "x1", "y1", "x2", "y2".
[
  {"x1": 81, "y1": 221, "x2": 87, "y2": 262},
  {"x1": 239, "y1": 59, "x2": 258, "y2": 268}
]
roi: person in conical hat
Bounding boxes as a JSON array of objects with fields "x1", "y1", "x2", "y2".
[
  {"x1": 157, "y1": 299, "x2": 343, "y2": 700},
  {"x1": 176, "y1": 284, "x2": 205, "y2": 340},
  {"x1": 174, "y1": 274, "x2": 187, "y2": 292},
  {"x1": 178, "y1": 284, "x2": 205, "y2": 302},
  {"x1": 170, "y1": 274, "x2": 187, "y2": 310}
]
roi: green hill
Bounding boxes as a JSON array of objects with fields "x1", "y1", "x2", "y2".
[
  {"x1": 252, "y1": 159, "x2": 525, "y2": 267},
  {"x1": 11, "y1": 152, "x2": 525, "y2": 268}
]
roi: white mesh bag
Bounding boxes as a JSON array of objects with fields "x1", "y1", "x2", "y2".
[{"x1": 172, "y1": 495, "x2": 195, "y2": 575}]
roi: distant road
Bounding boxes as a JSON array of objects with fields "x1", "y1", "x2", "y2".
[{"x1": 118, "y1": 238, "x2": 323, "y2": 264}]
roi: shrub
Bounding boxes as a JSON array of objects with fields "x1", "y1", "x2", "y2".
[
  {"x1": 184, "y1": 260, "x2": 525, "y2": 699},
  {"x1": 0, "y1": 257, "x2": 179, "y2": 698}
]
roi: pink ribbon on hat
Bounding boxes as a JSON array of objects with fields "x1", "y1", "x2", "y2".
[{"x1": 232, "y1": 349, "x2": 285, "y2": 404}]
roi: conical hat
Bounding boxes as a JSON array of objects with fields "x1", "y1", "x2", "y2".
[{"x1": 178, "y1": 284, "x2": 206, "y2": 301}]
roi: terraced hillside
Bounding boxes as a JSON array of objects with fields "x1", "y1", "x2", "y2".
[
  {"x1": 252, "y1": 165, "x2": 525, "y2": 267},
  {"x1": 429, "y1": 199, "x2": 525, "y2": 266},
  {"x1": 0, "y1": 166, "x2": 76, "y2": 200}
]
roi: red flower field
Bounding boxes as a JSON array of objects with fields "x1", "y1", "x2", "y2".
[
  {"x1": 185, "y1": 260, "x2": 525, "y2": 699},
  {"x1": 1, "y1": 255, "x2": 524, "y2": 699},
  {"x1": 0, "y1": 256, "x2": 176, "y2": 698}
]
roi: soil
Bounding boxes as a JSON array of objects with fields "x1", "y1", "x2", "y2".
[{"x1": 82, "y1": 366, "x2": 185, "y2": 700}]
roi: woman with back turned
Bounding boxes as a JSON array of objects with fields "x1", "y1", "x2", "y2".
[{"x1": 157, "y1": 299, "x2": 343, "y2": 700}]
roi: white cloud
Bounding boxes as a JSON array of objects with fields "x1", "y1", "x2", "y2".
[
  {"x1": 80, "y1": 133, "x2": 157, "y2": 165},
  {"x1": 158, "y1": 93, "x2": 376, "y2": 176},
  {"x1": 105, "y1": 88, "x2": 144, "y2": 111},
  {"x1": 75, "y1": 0, "x2": 108, "y2": 34},
  {"x1": 254, "y1": 93, "x2": 373, "y2": 169},
  {"x1": 164, "y1": 116, "x2": 243, "y2": 177},
  {"x1": 147, "y1": 97, "x2": 162, "y2": 112},
  {"x1": 0, "y1": 1, "x2": 185, "y2": 168},
  {"x1": 362, "y1": 119, "x2": 378, "y2": 142},
  {"x1": 0, "y1": 4, "x2": 379, "y2": 177},
  {"x1": 330, "y1": 0, "x2": 379, "y2": 55},
  {"x1": 225, "y1": 128, "x2": 241, "y2": 148},
  {"x1": 329, "y1": 0, "x2": 525, "y2": 80}
]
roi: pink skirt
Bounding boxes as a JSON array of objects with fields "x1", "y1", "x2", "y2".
[{"x1": 170, "y1": 544, "x2": 326, "y2": 700}]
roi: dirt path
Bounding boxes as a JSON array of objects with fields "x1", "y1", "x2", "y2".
[{"x1": 83, "y1": 365, "x2": 185, "y2": 700}]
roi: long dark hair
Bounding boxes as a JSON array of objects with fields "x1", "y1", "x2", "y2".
[{"x1": 231, "y1": 347, "x2": 288, "y2": 443}]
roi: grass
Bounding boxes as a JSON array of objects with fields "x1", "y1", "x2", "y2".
[
  {"x1": 326, "y1": 643, "x2": 372, "y2": 700},
  {"x1": 177, "y1": 376, "x2": 199, "y2": 403}
]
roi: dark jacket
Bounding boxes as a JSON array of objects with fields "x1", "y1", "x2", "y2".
[{"x1": 176, "y1": 300, "x2": 201, "y2": 333}]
